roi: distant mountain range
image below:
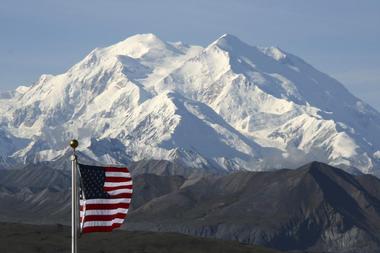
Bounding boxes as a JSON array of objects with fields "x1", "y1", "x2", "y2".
[
  {"x1": 1, "y1": 34, "x2": 380, "y2": 175},
  {"x1": 1, "y1": 161, "x2": 380, "y2": 253}
]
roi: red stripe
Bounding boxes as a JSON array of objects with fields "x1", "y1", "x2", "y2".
[
  {"x1": 82, "y1": 223, "x2": 122, "y2": 233},
  {"x1": 105, "y1": 167, "x2": 130, "y2": 172},
  {"x1": 103, "y1": 185, "x2": 133, "y2": 191},
  {"x1": 105, "y1": 177, "x2": 132, "y2": 182},
  {"x1": 82, "y1": 213, "x2": 126, "y2": 222},
  {"x1": 80, "y1": 203, "x2": 130, "y2": 211},
  {"x1": 109, "y1": 193, "x2": 132, "y2": 199}
]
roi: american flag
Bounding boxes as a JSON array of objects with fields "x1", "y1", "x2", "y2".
[{"x1": 78, "y1": 163, "x2": 133, "y2": 233}]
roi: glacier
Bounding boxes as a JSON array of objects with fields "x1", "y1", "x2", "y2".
[{"x1": 1, "y1": 33, "x2": 380, "y2": 175}]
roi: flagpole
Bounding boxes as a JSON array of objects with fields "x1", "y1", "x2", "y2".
[{"x1": 70, "y1": 139, "x2": 79, "y2": 253}]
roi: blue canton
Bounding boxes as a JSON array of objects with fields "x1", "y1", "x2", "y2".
[{"x1": 78, "y1": 164, "x2": 110, "y2": 199}]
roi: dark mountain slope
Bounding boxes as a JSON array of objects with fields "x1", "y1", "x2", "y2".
[
  {"x1": 0, "y1": 162, "x2": 187, "y2": 224},
  {"x1": 0, "y1": 161, "x2": 379, "y2": 252},
  {"x1": 127, "y1": 162, "x2": 380, "y2": 253}
]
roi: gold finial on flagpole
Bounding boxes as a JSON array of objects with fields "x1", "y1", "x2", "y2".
[{"x1": 70, "y1": 139, "x2": 79, "y2": 150}]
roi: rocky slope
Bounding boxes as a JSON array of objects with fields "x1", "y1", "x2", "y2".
[
  {"x1": 0, "y1": 161, "x2": 379, "y2": 252},
  {"x1": 128, "y1": 162, "x2": 380, "y2": 253}
]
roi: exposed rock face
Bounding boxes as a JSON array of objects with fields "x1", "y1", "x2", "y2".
[
  {"x1": 0, "y1": 161, "x2": 379, "y2": 252},
  {"x1": 127, "y1": 162, "x2": 380, "y2": 253}
]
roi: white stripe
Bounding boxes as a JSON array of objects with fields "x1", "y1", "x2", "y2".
[
  {"x1": 80, "y1": 198, "x2": 131, "y2": 205},
  {"x1": 105, "y1": 172, "x2": 131, "y2": 178},
  {"x1": 83, "y1": 219, "x2": 124, "y2": 228},
  {"x1": 81, "y1": 208, "x2": 128, "y2": 216},
  {"x1": 104, "y1": 181, "x2": 132, "y2": 187},
  {"x1": 107, "y1": 188, "x2": 133, "y2": 195}
]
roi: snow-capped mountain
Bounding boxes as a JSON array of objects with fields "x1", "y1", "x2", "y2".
[{"x1": 1, "y1": 33, "x2": 380, "y2": 175}]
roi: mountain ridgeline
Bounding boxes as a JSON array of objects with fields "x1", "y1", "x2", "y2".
[
  {"x1": 0, "y1": 34, "x2": 380, "y2": 175},
  {"x1": 0, "y1": 161, "x2": 380, "y2": 252}
]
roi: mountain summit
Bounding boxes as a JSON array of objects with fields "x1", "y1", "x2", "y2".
[{"x1": 1, "y1": 34, "x2": 380, "y2": 175}]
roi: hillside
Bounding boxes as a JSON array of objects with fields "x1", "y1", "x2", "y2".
[
  {"x1": 0, "y1": 223, "x2": 281, "y2": 253},
  {"x1": 0, "y1": 161, "x2": 379, "y2": 252}
]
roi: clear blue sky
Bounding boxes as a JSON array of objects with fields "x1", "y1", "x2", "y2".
[{"x1": 1, "y1": 0, "x2": 379, "y2": 109}]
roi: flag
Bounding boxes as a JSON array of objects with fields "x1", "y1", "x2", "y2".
[{"x1": 78, "y1": 163, "x2": 133, "y2": 233}]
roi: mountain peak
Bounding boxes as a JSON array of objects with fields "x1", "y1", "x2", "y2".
[
  {"x1": 122, "y1": 33, "x2": 163, "y2": 44},
  {"x1": 211, "y1": 33, "x2": 247, "y2": 50},
  {"x1": 15, "y1": 85, "x2": 31, "y2": 95},
  {"x1": 2, "y1": 34, "x2": 380, "y2": 175},
  {"x1": 212, "y1": 35, "x2": 288, "y2": 62},
  {"x1": 301, "y1": 161, "x2": 341, "y2": 174},
  {"x1": 218, "y1": 33, "x2": 240, "y2": 41},
  {"x1": 105, "y1": 33, "x2": 169, "y2": 58}
]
